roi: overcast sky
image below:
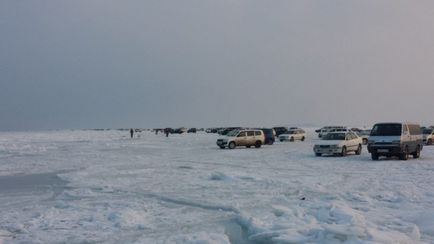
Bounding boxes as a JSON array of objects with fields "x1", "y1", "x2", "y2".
[{"x1": 1, "y1": 0, "x2": 434, "y2": 130}]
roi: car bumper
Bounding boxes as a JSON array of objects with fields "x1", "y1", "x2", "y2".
[
  {"x1": 367, "y1": 145, "x2": 402, "y2": 155},
  {"x1": 314, "y1": 146, "x2": 342, "y2": 154},
  {"x1": 216, "y1": 141, "x2": 228, "y2": 147}
]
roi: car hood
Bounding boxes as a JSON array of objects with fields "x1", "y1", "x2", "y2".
[{"x1": 315, "y1": 140, "x2": 344, "y2": 146}]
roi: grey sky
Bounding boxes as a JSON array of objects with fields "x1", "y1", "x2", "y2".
[{"x1": 1, "y1": 0, "x2": 434, "y2": 130}]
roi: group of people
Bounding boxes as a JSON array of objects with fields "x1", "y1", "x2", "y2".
[{"x1": 129, "y1": 128, "x2": 170, "y2": 138}]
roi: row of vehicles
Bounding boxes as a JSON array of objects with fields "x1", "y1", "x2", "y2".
[
  {"x1": 216, "y1": 127, "x2": 307, "y2": 149},
  {"x1": 216, "y1": 122, "x2": 429, "y2": 161},
  {"x1": 313, "y1": 122, "x2": 425, "y2": 160}
]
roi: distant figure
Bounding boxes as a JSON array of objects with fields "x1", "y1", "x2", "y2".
[
  {"x1": 165, "y1": 128, "x2": 170, "y2": 137},
  {"x1": 155, "y1": 129, "x2": 158, "y2": 135},
  {"x1": 130, "y1": 128, "x2": 134, "y2": 138}
]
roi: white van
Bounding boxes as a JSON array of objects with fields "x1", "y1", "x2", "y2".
[{"x1": 367, "y1": 122, "x2": 423, "y2": 160}]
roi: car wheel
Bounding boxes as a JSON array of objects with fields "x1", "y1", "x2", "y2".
[
  {"x1": 399, "y1": 146, "x2": 409, "y2": 160},
  {"x1": 219, "y1": 146, "x2": 225, "y2": 149},
  {"x1": 340, "y1": 146, "x2": 347, "y2": 156},
  {"x1": 371, "y1": 153, "x2": 379, "y2": 160},
  {"x1": 254, "y1": 141, "x2": 262, "y2": 148},
  {"x1": 268, "y1": 140, "x2": 274, "y2": 145},
  {"x1": 355, "y1": 144, "x2": 362, "y2": 155},
  {"x1": 315, "y1": 153, "x2": 322, "y2": 157},
  {"x1": 290, "y1": 137, "x2": 294, "y2": 142},
  {"x1": 428, "y1": 139, "x2": 433, "y2": 145},
  {"x1": 228, "y1": 142, "x2": 236, "y2": 149},
  {"x1": 412, "y1": 145, "x2": 421, "y2": 158},
  {"x1": 246, "y1": 145, "x2": 251, "y2": 148},
  {"x1": 301, "y1": 136, "x2": 305, "y2": 141}
]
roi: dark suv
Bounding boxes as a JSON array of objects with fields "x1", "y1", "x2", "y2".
[
  {"x1": 273, "y1": 127, "x2": 288, "y2": 137},
  {"x1": 260, "y1": 128, "x2": 276, "y2": 145}
]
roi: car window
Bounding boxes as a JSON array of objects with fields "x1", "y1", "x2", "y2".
[
  {"x1": 247, "y1": 131, "x2": 254, "y2": 136},
  {"x1": 238, "y1": 131, "x2": 246, "y2": 137},
  {"x1": 254, "y1": 131, "x2": 261, "y2": 136}
]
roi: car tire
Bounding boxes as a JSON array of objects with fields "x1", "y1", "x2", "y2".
[
  {"x1": 254, "y1": 141, "x2": 262, "y2": 148},
  {"x1": 301, "y1": 136, "x2": 305, "y2": 141},
  {"x1": 413, "y1": 145, "x2": 421, "y2": 158},
  {"x1": 228, "y1": 142, "x2": 236, "y2": 149},
  {"x1": 219, "y1": 146, "x2": 225, "y2": 149},
  {"x1": 355, "y1": 145, "x2": 362, "y2": 155},
  {"x1": 399, "y1": 146, "x2": 409, "y2": 160},
  {"x1": 371, "y1": 153, "x2": 379, "y2": 160},
  {"x1": 428, "y1": 139, "x2": 433, "y2": 145},
  {"x1": 315, "y1": 153, "x2": 322, "y2": 157},
  {"x1": 246, "y1": 145, "x2": 251, "y2": 148},
  {"x1": 340, "y1": 146, "x2": 347, "y2": 157},
  {"x1": 268, "y1": 140, "x2": 274, "y2": 145}
]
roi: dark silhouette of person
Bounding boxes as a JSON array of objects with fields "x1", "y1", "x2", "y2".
[
  {"x1": 165, "y1": 128, "x2": 170, "y2": 137},
  {"x1": 130, "y1": 128, "x2": 134, "y2": 138}
]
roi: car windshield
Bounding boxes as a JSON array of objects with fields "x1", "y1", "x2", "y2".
[
  {"x1": 371, "y1": 124, "x2": 402, "y2": 136},
  {"x1": 423, "y1": 128, "x2": 433, "y2": 134},
  {"x1": 323, "y1": 133, "x2": 345, "y2": 140},
  {"x1": 226, "y1": 130, "x2": 240, "y2": 137},
  {"x1": 287, "y1": 130, "x2": 296, "y2": 134}
]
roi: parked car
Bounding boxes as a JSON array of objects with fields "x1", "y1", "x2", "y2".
[
  {"x1": 187, "y1": 128, "x2": 197, "y2": 133},
  {"x1": 216, "y1": 129, "x2": 265, "y2": 149},
  {"x1": 218, "y1": 127, "x2": 242, "y2": 136},
  {"x1": 367, "y1": 122, "x2": 423, "y2": 160},
  {"x1": 273, "y1": 127, "x2": 288, "y2": 137},
  {"x1": 316, "y1": 126, "x2": 347, "y2": 138},
  {"x1": 279, "y1": 129, "x2": 306, "y2": 142},
  {"x1": 260, "y1": 128, "x2": 276, "y2": 145},
  {"x1": 422, "y1": 128, "x2": 433, "y2": 145},
  {"x1": 172, "y1": 127, "x2": 188, "y2": 134},
  {"x1": 357, "y1": 129, "x2": 371, "y2": 145},
  {"x1": 313, "y1": 131, "x2": 362, "y2": 156}
]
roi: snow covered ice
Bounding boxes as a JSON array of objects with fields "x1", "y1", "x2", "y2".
[{"x1": 1, "y1": 129, "x2": 434, "y2": 243}]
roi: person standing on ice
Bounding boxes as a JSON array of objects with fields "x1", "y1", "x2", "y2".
[{"x1": 130, "y1": 128, "x2": 134, "y2": 138}]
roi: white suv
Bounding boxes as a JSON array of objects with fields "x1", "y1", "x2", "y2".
[
  {"x1": 279, "y1": 129, "x2": 306, "y2": 142},
  {"x1": 216, "y1": 129, "x2": 265, "y2": 149},
  {"x1": 422, "y1": 128, "x2": 434, "y2": 145}
]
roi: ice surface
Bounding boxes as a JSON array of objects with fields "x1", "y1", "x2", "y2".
[{"x1": 1, "y1": 129, "x2": 434, "y2": 243}]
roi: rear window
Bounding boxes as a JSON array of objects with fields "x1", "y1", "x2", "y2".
[{"x1": 371, "y1": 124, "x2": 402, "y2": 136}]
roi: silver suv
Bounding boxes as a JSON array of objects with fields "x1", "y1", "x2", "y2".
[{"x1": 216, "y1": 129, "x2": 265, "y2": 149}]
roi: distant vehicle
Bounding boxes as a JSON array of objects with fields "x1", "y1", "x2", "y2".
[
  {"x1": 216, "y1": 129, "x2": 265, "y2": 149},
  {"x1": 313, "y1": 131, "x2": 362, "y2": 157},
  {"x1": 357, "y1": 129, "x2": 372, "y2": 145},
  {"x1": 273, "y1": 127, "x2": 288, "y2": 137},
  {"x1": 187, "y1": 128, "x2": 197, "y2": 133},
  {"x1": 260, "y1": 128, "x2": 276, "y2": 145},
  {"x1": 279, "y1": 129, "x2": 306, "y2": 142},
  {"x1": 367, "y1": 122, "x2": 423, "y2": 160},
  {"x1": 218, "y1": 127, "x2": 242, "y2": 136},
  {"x1": 316, "y1": 126, "x2": 347, "y2": 138},
  {"x1": 422, "y1": 128, "x2": 433, "y2": 145},
  {"x1": 172, "y1": 128, "x2": 188, "y2": 134}
]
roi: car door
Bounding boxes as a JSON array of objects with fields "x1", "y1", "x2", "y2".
[
  {"x1": 246, "y1": 130, "x2": 255, "y2": 145},
  {"x1": 237, "y1": 131, "x2": 247, "y2": 146},
  {"x1": 346, "y1": 133, "x2": 357, "y2": 151}
]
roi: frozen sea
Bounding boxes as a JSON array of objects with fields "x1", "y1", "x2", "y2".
[{"x1": 1, "y1": 129, "x2": 434, "y2": 243}]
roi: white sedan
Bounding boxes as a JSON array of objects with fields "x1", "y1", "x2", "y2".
[{"x1": 313, "y1": 131, "x2": 363, "y2": 156}]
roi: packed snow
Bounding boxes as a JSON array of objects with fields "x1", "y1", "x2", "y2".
[{"x1": 1, "y1": 129, "x2": 434, "y2": 243}]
